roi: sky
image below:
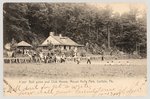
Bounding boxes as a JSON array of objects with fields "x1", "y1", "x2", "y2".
[{"x1": 89, "y1": 3, "x2": 147, "y2": 16}]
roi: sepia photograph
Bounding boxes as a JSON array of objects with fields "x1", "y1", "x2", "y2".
[{"x1": 3, "y1": 2, "x2": 147, "y2": 96}]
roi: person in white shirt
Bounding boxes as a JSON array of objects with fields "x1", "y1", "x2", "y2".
[{"x1": 87, "y1": 56, "x2": 91, "y2": 64}]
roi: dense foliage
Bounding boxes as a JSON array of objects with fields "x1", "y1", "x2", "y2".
[{"x1": 3, "y1": 3, "x2": 147, "y2": 56}]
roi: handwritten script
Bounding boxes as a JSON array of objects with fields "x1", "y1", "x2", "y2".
[{"x1": 3, "y1": 78, "x2": 147, "y2": 96}]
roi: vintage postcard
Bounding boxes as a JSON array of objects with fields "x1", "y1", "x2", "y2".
[{"x1": 3, "y1": 2, "x2": 147, "y2": 96}]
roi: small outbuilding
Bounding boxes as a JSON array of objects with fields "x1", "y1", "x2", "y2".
[{"x1": 16, "y1": 41, "x2": 32, "y2": 54}]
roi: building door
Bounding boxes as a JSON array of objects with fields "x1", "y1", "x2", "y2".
[{"x1": 64, "y1": 46, "x2": 66, "y2": 50}]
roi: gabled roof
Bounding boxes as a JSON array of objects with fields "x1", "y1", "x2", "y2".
[
  {"x1": 41, "y1": 35, "x2": 83, "y2": 46},
  {"x1": 41, "y1": 36, "x2": 61, "y2": 46},
  {"x1": 17, "y1": 41, "x2": 32, "y2": 47}
]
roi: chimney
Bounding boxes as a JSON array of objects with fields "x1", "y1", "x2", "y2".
[
  {"x1": 59, "y1": 34, "x2": 62, "y2": 37},
  {"x1": 49, "y1": 32, "x2": 54, "y2": 36}
]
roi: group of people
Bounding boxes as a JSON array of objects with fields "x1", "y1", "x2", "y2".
[
  {"x1": 5, "y1": 49, "x2": 106, "y2": 64},
  {"x1": 26, "y1": 51, "x2": 67, "y2": 63}
]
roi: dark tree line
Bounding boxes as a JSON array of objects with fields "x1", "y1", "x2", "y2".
[{"x1": 3, "y1": 3, "x2": 147, "y2": 56}]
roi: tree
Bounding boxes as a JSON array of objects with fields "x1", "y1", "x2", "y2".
[
  {"x1": 10, "y1": 38, "x2": 17, "y2": 51},
  {"x1": 3, "y1": 3, "x2": 147, "y2": 57}
]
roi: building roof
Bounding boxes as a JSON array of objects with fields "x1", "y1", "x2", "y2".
[
  {"x1": 17, "y1": 41, "x2": 32, "y2": 47},
  {"x1": 41, "y1": 35, "x2": 83, "y2": 46},
  {"x1": 41, "y1": 36, "x2": 61, "y2": 46}
]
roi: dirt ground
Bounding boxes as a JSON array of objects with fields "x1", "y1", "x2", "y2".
[
  {"x1": 3, "y1": 59, "x2": 147, "y2": 96},
  {"x1": 3, "y1": 59, "x2": 147, "y2": 79}
]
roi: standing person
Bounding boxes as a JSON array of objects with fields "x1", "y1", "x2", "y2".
[
  {"x1": 74, "y1": 54, "x2": 77, "y2": 62},
  {"x1": 87, "y1": 56, "x2": 91, "y2": 64},
  {"x1": 61, "y1": 54, "x2": 66, "y2": 63},
  {"x1": 32, "y1": 51, "x2": 36, "y2": 63},
  {"x1": 76, "y1": 56, "x2": 80, "y2": 64},
  {"x1": 101, "y1": 50, "x2": 104, "y2": 61},
  {"x1": 44, "y1": 54, "x2": 47, "y2": 63},
  {"x1": 102, "y1": 55, "x2": 104, "y2": 61},
  {"x1": 54, "y1": 53, "x2": 57, "y2": 63}
]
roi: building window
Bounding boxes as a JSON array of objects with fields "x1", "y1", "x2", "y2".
[{"x1": 64, "y1": 46, "x2": 66, "y2": 49}]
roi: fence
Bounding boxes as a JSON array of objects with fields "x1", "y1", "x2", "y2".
[
  {"x1": 4, "y1": 57, "x2": 31, "y2": 64},
  {"x1": 4, "y1": 54, "x2": 141, "y2": 64}
]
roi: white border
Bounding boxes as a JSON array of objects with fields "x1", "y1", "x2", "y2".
[{"x1": 0, "y1": 0, "x2": 149, "y2": 99}]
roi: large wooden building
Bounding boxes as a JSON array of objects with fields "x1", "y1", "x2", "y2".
[{"x1": 39, "y1": 32, "x2": 83, "y2": 52}]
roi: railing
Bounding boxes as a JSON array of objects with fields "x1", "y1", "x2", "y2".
[
  {"x1": 4, "y1": 57, "x2": 31, "y2": 64},
  {"x1": 3, "y1": 55, "x2": 141, "y2": 64}
]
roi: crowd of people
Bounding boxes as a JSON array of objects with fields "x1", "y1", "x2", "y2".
[
  {"x1": 4, "y1": 45, "x2": 119, "y2": 64},
  {"x1": 4, "y1": 48, "x2": 107, "y2": 64}
]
